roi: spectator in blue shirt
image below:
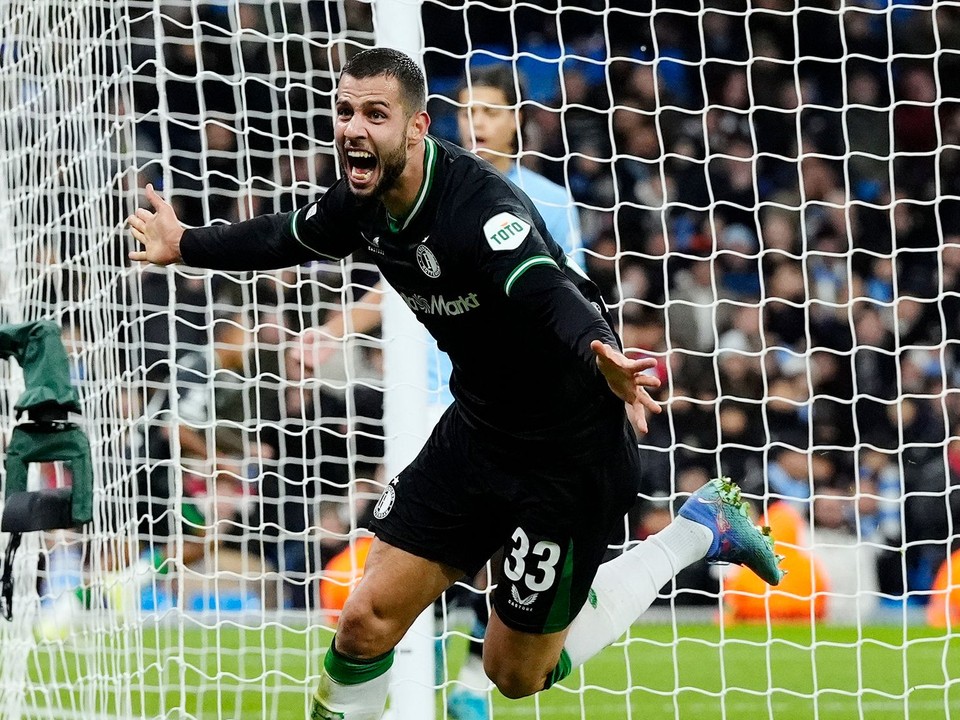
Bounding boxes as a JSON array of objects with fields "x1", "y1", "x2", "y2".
[{"x1": 456, "y1": 65, "x2": 583, "y2": 269}]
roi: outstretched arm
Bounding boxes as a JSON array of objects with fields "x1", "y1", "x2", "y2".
[
  {"x1": 127, "y1": 185, "x2": 345, "y2": 271},
  {"x1": 590, "y1": 340, "x2": 662, "y2": 434}
]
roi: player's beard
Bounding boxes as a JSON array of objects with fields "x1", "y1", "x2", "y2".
[
  {"x1": 338, "y1": 135, "x2": 407, "y2": 200},
  {"x1": 373, "y1": 139, "x2": 406, "y2": 199}
]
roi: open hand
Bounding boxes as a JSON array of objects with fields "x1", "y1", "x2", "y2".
[
  {"x1": 127, "y1": 184, "x2": 184, "y2": 266},
  {"x1": 591, "y1": 340, "x2": 663, "y2": 434},
  {"x1": 290, "y1": 326, "x2": 339, "y2": 373}
]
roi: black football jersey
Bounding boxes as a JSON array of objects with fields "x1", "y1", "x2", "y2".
[{"x1": 182, "y1": 136, "x2": 624, "y2": 448}]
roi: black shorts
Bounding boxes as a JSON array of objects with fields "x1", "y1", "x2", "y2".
[{"x1": 369, "y1": 405, "x2": 641, "y2": 634}]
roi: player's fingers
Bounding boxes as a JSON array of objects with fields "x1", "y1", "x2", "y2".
[
  {"x1": 593, "y1": 342, "x2": 658, "y2": 374},
  {"x1": 590, "y1": 339, "x2": 613, "y2": 359},
  {"x1": 128, "y1": 250, "x2": 148, "y2": 262},
  {"x1": 128, "y1": 215, "x2": 145, "y2": 232},
  {"x1": 145, "y1": 183, "x2": 167, "y2": 211},
  {"x1": 301, "y1": 327, "x2": 323, "y2": 343},
  {"x1": 637, "y1": 390, "x2": 662, "y2": 414},
  {"x1": 635, "y1": 373, "x2": 661, "y2": 389},
  {"x1": 631, "y1": 401, "x2": 649, "y2": 434},
  {"x1": 293, "y1": 331, "x2": 319, "y2": 363},
  {"x1": 591, "y1": 340, "x2": 633, "y2": 371},
  {"x1": 135, "y1": 207, "x2": 154, "y2": 223},
  {"x1": 130, "y1": 227, "x2": 147, "y2": 244},
  {"x1": 622, "y1": 356, "x2": 658, "y2": 374}
]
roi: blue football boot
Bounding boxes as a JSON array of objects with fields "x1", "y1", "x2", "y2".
[{"x1": 678, "y1": 477, "x2": 785, "y2": 585}]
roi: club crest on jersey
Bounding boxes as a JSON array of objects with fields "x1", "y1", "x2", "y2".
[
  {"x1": 373, "y1": 483, "x2": 396, "y2": 520},
  {"x1": 416, "y1": 244, "x2": 441, "y2": 278},
  {"x1": 484, "y1": 212, "x2": 531, "y2": 251}
]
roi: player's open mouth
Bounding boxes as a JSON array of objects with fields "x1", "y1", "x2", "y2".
[{"x1": 346, "y1": 149, "x2": 378, "y2": 186}]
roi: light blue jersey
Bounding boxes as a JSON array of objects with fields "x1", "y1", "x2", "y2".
[
  {"x1": 426, "y1": 165, "x2": 583, "y2": 409},
  {"x1": 506, "y1": 165, "x2": 583, "y2": 270}
]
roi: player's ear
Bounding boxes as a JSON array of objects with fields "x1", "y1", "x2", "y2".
[{"x1": 408, "y1": 110, "x2": 430, "y2": 143}]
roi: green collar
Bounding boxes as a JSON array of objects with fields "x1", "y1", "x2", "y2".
[{"x1": 386, "y1": 136, "x2": 438, "y2": 234}]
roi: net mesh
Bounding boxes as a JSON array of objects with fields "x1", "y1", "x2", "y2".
[{"x1": 1, "y1": 1, "x2": 959, "y2": 718}]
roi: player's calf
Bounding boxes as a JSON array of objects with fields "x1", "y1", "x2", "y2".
[{"x1": 482, "y1": 610, "x2": 568, "y2": 699}]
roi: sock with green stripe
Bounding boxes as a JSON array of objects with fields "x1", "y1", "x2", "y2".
[
  {"x1": 310, "y1": 640, "x2": 394, "y2": 720},
  {"x1": 549, "y1": 519, "x2": 712, "y2": 684}
]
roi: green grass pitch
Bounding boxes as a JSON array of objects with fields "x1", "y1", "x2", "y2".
[{"x1": 20, "y1": 621, "x2": 960, "y2": 719}]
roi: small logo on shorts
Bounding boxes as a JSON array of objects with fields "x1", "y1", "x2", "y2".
[
  {"x1": 508, "y1": 585, "x2": 538, "y2": 610},
  {"x1": 373, "y1": 484, "x2": 396, "y2": 520}
]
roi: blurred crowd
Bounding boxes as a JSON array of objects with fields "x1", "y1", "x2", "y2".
[{"x1": 18, "y1": 0, "x2": 960, "y2": 623}]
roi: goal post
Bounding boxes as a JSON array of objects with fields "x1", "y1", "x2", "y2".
[
  {"x1": 371, "y1": 2, "x2": 436, "y2": 719},
  {"x1": 1, "y1": 1, "x2": 958, "y2": 719}
]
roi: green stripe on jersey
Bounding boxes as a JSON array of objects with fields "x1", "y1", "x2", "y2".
[
  {"x1": 504, "y1": 255, "x2": 558, "y2": 296},
  {"x1": 543, "y1": 539, "x2": 576, "y2": 633},
  {"x1": 289, "y1": 208, "x2": 302, "y2": 241},
  {"x1": 289, "y1": 206, "x2": 341, "y2": 261},
  {"x1": 388, "y1": 136, "x2": 438, "y2": 233}
]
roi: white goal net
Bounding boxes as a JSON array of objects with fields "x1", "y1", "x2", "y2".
[{"x1": 1, "y1": 1, "x2": 958, "y2": 719}]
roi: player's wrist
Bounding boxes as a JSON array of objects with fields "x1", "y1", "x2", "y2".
[{"x1": 172, "y1": 226, "x2": 185, "y2": 262}]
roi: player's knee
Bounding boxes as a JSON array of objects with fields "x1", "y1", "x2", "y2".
[
  {"x1": 489, "y1": 671, "x2": 545, "y2": 700},
  {"x1": 483, "y1": 657, "x2": 545, "y2": 699},
  {"x1": 334, "y1": 595, "x2": 400, "y2": 659}
]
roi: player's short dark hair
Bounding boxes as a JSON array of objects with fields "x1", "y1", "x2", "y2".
[
  {"x1": 467, "y1": 65, "x2": 525, "y2": 109},
  {"x1": 341, "y1": 48, "x2": 426, "y2": 115},
  {"x1": 461, "y1": 65, "x2": 528, "y2": 151}
]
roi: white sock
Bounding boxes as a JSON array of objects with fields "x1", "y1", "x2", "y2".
[
  {"x1": 311, "y1": 649, "x2": 392, "y2": 720},
  {"x1": 562, "y1": 517, "x2": 713, "y2": 668},
  {"x1": 654, "y1": 515, "x2": 716, "y2": 569}
]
